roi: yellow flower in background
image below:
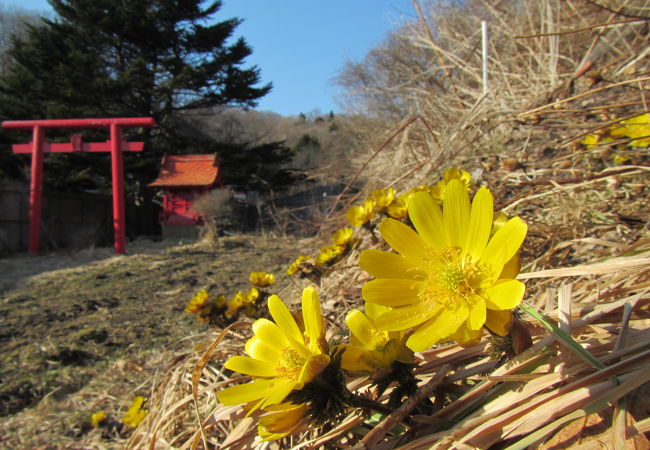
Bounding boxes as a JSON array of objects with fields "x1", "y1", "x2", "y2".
[
  {"x1": 386, "y1": 195, "x2": 408, "y2": 220},
  {"x1": 315, "y1": 244, "x2": 345, "y2": 265},
  {"x1": 359, "y1": 180, "x2": 527, "y2": 351},
  {"x1": 612, "y1": 152, "x2": 631, "y2": 165},
  {"x1": 346, "y1": 199, "x2": 376, "y2": 227},
  {"x1": 442, "y1": 168, "x2": 472, "y2": 188},
  {"x1": 90, "y1": 410, "x2": 106, "y2": 428},
  {"x1": 215, "y1": 294, "x2": 228, "y2": 309},
  {"x1": 249, "y1": 271, "x2": 276, "y2": 287},
  {"x1": 185, "y1": 289, "x2": 210, "y2": 313},
  {"x1": 331, "y1": 227, "x2": 354, "y2": 246},
  {"x1": 217, "y1": 287, "x2": 330, "y2": 414},
  {"x1": 287, "y1": 255, "x2": 310, "y2": 275},
  {"x1": 122, "y1": 396, "x2": 148, "y2": 428},
  {"x1": 341, "y1": 302, "x2": 413, "y2": 375},
  {"x1": 258, "y1": 402, "x2": 308, "y2": 441},
  {"x1": 370, "y1": 187, "x2": 396, "y2": 210},
  {"x1": 246, "y1": 287, "x2": 260, "y2": 303},
  {"x1": 225, "y1": 291, "x2": 246, "y2": 318},
  {"x1": 610, "y1": 113, "x2": 650, "y2": 147},
  {"x1": 427, "y1": 168, "x2": 473, "y2": 203}
]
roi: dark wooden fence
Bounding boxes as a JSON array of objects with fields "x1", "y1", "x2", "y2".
[{"x1": 0, "y1": 180, "x2": 159, "y2": 254}]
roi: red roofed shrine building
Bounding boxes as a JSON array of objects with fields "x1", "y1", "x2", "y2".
[{"x1": 148, "y1": 154, "x2": 223, "y2": 229}]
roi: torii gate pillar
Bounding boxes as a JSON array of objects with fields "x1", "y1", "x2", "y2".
[{"x1": 2, "y1": 117, "x2": 156, "y2": 254}]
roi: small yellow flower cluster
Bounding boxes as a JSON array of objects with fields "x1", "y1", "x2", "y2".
[
  {"x1": 345, "y1": 169, "x2": 472, "y2": 226},
  {"x1": 582, "y1": 112, "x2": 650, "y2": 164},
  {"x1": 90, "y1": 410, "x2": 106, "y2": 428},
  {"x1": 185, "y1": 271, "x2": 276, "y2": 324},
  {"x1": 122, "y1": 396, "x2": 148, "y2": 428},
  {"x1": 286, "y1": 227, "x2": 359, "y2": 280}
]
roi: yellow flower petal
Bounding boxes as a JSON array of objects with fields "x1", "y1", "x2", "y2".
[
  {"x1": 406, "y1": 303, "x2": 470, "y2": 351},
  {"x1": 443, "y1": 180, "x2": 471, "y2": 248},
  {"x1": 364, "y1": 302, "x2": 391, "y2": 321},
  {"x1": 484, "y1": 279, "x2": 525, "y2": 310},
  {"x1": 362, "y1": 279, "x2": 422, "y2": 307},
  {"x1": 374, "y1": 301, "x2": 443, "y2": 331},
  {"x1": 408, "y1": 191, "x2": 447, "y2": 250},
  {"x1": 258, "y1": 402, "x2": 307, "y2": 441},
  {"x1": 267, "y1": 295, "x2": 303, "y2": 344},
  {"x1": 464, "y1": 187, "x2": 493, "y2": 262},
  {"x1": 452, "y1": 324, "x2": 483, "y2": 347},
  {"x1": 259, "y1": 378, "x2": 300, "y2": 410},
  {"x1": 378, "y1": 218, "x2": 427, "y2": 264},
  {"x1": 340, "y1": 345, "x2": 372, "y2": 372},
  {"x1": 302, "y1": 286, "x2": 327, "y2": 354},
  {"x1": 245, "y1": 337, "x2": 281, "y2": 363},
  {"x1": 224, "y1": 355, "x2": 278, "y2": 377},
  {"x1": 359, "y1": 249, "x2": 421, "y2": 279},
  {"x1": 485, "y1": 309, "x2": 513, "y2": 336},
  {"x1": 482, "y1": 217, "x2": 527, "y2": 277},
  {"x1": 218, "y1": 378, "x2": 276, "y2": 406},
  {"x1": 499, "y1": 253, "x2": 521, "y2": 279},
  {"x1": 298, "y1": 354, "x2": 330, "y2": 385},
  {"x1": 346, "y1": 309, "x2": 376, "y2": 344},
  {"x1": 252, "y1": 319, "x2": 290, "y2": 348},
  {"x1": 467, "y1": 298, "x2": 486, "y2": 330}
]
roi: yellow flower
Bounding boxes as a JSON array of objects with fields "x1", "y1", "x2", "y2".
[
  {"x1": 185, "y1": 289, "x2": 209, "y2": 313},
  {"x1": 246, "y1": 287, "x2": 260, "y2": 303},
  {"x1": 341, "y1": 302, "x2": 413, "y2": 375},
  {"x1": 610, "y1": 113, "x2": 650, "y2": 147},
  {"x1": 386, "y1": 195, "x2": 408, "y2": 220},
  {"x1": 217, "y1": 287, "x2": 330, "y2": 414},
  {"x1": 249, "y1": 271, "x2": 276, "y2": 287},
  {"x1": 359, "y1": 180, "x2": 527, "y2": 351},
  {"x1": 315, "y1": 244, "x2": 345, "y2": 265},
  {"x1": 215, "y1": 295, "x2": 228, "y2": 309},
  {"x1": 331, "y1": 227, "x2": 354, "y2": 246},
  {"x1": 90, "y1": 410, "x2": 106, "y2": 428},
  {"x1": 612, "y1": 152, "x2": 630, "y2": 165},
  {"x1": 426, "y1": 168, "x2": 473, "y2": 203},
  {"x1": 345, "y1": 199, "x2": 376, "y2": 227},
  {"x1": 122, "y1": 396, "x2": 148, "y2": 428},
  {"x1": 442, "y1": 168, "x2": 472, "y2": 188},
  {"x1": 287, "y1": 255, "x2": 310, "y2": 275},
  {"x1": 225, "y1": 291, "x2": 246, "y2": 318},
  {"x1": 258, "y1": 402, "x2": 308, "y2": 441},
  {"x1": 370, "y1": 187, "x2": 396, "y2": 210}
]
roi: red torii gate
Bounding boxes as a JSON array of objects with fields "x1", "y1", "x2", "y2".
[{"x1": 2, "y1": 117, "x2": 156, "y2": 254}]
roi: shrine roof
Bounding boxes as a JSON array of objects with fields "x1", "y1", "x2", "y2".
[{"x1": 148, "y1": 154, "x2": 220, "y2": 188}]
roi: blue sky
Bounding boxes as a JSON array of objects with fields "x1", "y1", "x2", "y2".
[{"x1": 2, "y1": 0, "x2": 414, "y2": 116}]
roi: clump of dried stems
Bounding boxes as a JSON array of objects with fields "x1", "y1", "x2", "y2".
[{"x1": 127, "y1": 1, "x2": 650, "y2": 448}]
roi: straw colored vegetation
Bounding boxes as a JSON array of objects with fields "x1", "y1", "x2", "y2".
[{"x1": 1, "y1": 1, "x2": 650, "y2": 449}]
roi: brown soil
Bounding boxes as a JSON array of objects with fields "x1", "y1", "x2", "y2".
[{"x1": 0, "y1": 234, "x2": 300, "y2": 448}]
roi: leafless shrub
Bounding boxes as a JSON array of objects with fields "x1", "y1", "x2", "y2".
[
  {"x1": 336, "y1": 0, "x2": 650, "y2": 188},
  {"x1": 191, "y1": 188, "x2": 233, "y2": 249}
]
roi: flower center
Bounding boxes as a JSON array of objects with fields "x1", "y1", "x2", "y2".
[
  {"x1": 277, "y1": 347, "x2": 307, "y2": 379},
  {"x1": 419, "y1": 248, "x2": 487, "y2": 306}
]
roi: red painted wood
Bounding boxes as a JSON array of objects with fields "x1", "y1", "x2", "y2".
[
  {"x1": 12, "y1": 141, "x2": 144, "y2": 153},
  {"x1": 2, "y1": 117, "x2": 155, "y2": 254},
  {"x1": 2, "y1": 117, "x2": 155, "y2": 130},
  {"x1": 28, "y1": 126, "x2": 44, "y2": 253}
]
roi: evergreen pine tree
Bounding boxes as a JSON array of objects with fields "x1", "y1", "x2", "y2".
[{"x1": 0, "y1": 0, "x2": 271, "y2": 191}]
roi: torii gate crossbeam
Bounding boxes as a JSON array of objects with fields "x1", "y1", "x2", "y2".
[{"x1": 2, "y1": 117, "x2": 156, "y2": 254}]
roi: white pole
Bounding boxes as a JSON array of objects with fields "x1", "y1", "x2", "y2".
[{"x1": 482, "y1": 20, "x2": 488, "y2": 94}]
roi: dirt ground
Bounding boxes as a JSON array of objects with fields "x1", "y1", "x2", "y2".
[{"x1": 0, "y1": 234, "x2": 301, "y2": 448}]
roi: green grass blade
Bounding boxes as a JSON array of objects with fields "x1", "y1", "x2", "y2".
[{"x1": 519, "y1": 303, "x2": 605, "y2": 370}]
